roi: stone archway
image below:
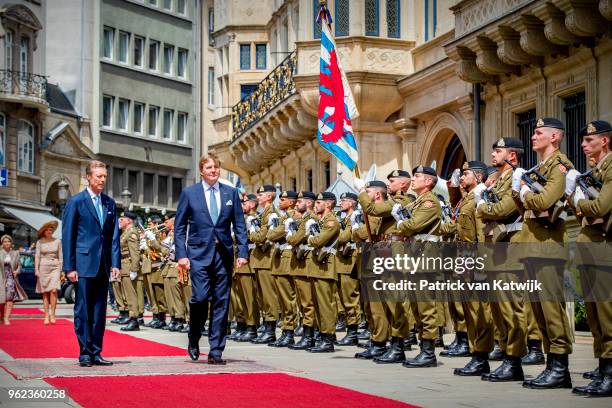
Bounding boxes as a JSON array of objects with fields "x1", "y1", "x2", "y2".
[{"x1": 419, "y1": 112, "x2": 469, "y2": 179}]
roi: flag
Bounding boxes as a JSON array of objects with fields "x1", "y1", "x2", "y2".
[{"x1": 316, "y1": 4, "x2": 359, "y2": 171}]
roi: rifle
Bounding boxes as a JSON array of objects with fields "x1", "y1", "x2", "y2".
[
  {"x1": 557, "y1": 158, "x2": 601, "y2": 200},
  {"x1": 504, "y1": 159, "x2": 547, "y2": 193},
  {"x1": 482, "y1": 189, "x2": 500, "y2": 205},
  {"x1": 437, "y1": 194, "x2": 452, "y2": 224}
]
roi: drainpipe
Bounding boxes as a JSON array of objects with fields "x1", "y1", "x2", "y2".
[{"x1": 473, "y1": 83, "x2": 482, "y2": 161}]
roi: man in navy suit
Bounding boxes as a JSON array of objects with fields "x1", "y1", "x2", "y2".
[
  {"x1": 175, "y1": 154, "x2": 249, "y2": 364},
  {"x1": 62, "y1": 160, "x2": 121, "y2": 367}
]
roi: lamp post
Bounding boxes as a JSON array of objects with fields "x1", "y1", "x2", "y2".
[{"x1": 57, "y1": 177, "x2": 70, "y2": 216}]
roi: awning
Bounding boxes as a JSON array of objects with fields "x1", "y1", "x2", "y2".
[{"x1": 1, "y1": 205, "x2": 62, "y2": 239}]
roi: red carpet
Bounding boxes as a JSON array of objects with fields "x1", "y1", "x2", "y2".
[
  {"x1": 46, "y1": 373, "x2": 417, "y2": 408},
  {"x1": 11, "y1": 307, "x2": 44, "y2": 315},
  {"x1": 0, "y1": 319, "x2": 185, "y2": 358}
]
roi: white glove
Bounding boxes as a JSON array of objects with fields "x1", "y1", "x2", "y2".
[
  {"x1": 512, "y1": 168, "x2": 526, "y2": 192},
  {"x1": 565, "y1": 169, "x2": 580, "y2": 196},
  {"x1": 284, "y1": 218, "x2": 294, "y2": 230},
  {"x1": 390, "y1": 203, "x2": 403, "y2": 222},
  {"x1": 305, "y1": 219, "x2": 317, "y2": 235},
  {"x1": 144, "y1": 230, "x2": 156, "y2": 241},
  {"x1": 396, "y1": 220, "x2": 404, "y2": 229},
  {"x1": 248, "y1": 224, "x2": 258, "y2": 234},
  {"x1": 476, "y1": 199, "x2": 486, "y2": 210},
  {"x1": 130, "y1": 271, "x2": 138, "y2": 281},
  {"x1": 353, "y1": 178, "x2": 365, "y2": 191},
  {"x1": 450, "y1": 168, "x2": 461, "y2": 188},
  {"x1": 268, "y1": 212, "x2": 279, "y2": 226},
  {"x1": 519, "y1": 184, "x2": 531, "y2": 203},
  {"x1": 573, "y1": 186, "x2": 586, "y2": 207},
  {"x1": 139, "y1": 238, "x2": 148, "y2": 250},
  {"x1": 246, "y1": 215, "x2": 255, "y2": 230},
  {"x1": 472, "y1": 183, "x2": 487, "y2": 203}
]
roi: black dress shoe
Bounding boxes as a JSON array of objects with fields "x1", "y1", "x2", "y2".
[
  {"x1": 93, "y1": 356, "x2": 113, "y2": 366},
  {"x1": 208, "y1": 355, "x2": 227, "y2": 365},
  {"x1": 454, "y1": 352, "x2": 490, "y2": 376},
  {"x1": 188, "y1": 339, "x2": 200, "y2": 361},
  {"x1": 78, "y1": 357, "x2": 93, "y2": 367}
]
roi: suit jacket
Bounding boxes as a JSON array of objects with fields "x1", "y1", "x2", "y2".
[
  {"x1": 174, "y1": 182, "x2": 248, "y2": 268},
  {"x1": 62, "y1": 189, "x2": 121, "y2": 277}
]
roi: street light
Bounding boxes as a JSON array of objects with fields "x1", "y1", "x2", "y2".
[{"x1": 120, "y1": 188, "x2": 132, "y2": 208}]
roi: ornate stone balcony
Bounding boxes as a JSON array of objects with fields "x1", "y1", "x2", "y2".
[
  {"x1": 231, "y1": 51, "x2": 297, "y2": 140},
  {"x1": 0, "y1": 69, "x2": 48, "y2": 110},
  {"x1": 444, "y1": 0, "x2": 612, "y2": 84}
]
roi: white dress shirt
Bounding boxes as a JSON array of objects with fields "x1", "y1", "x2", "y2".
[{"x1": 201, "y1": 179, "x2": 221, "y2": 218}]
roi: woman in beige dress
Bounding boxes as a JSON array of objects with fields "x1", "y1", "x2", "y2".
[
  {"x1": 0, "y1": 235, "x2": 26, "y2": 325},
  {"x1": 35, "y1": 221, "x2": 62, "y2": 325}
]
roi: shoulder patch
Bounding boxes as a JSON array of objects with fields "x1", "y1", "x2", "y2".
[
  {"x1": 423, "y1": 200, "x2": 434, "y2": 209},
  {"x1": 558, "y1": 164, "x2": 567, "y2": 174},
  {"x1": 130, "y1": 233, "x2": 138, "y2": 240}
]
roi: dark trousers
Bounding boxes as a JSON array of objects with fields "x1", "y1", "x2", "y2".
[
  {"x1": 74, "y1": 266, "x2": 109, "y2": 358},
  {"x1": 188, "y1": 250, "x2": 231, "y2": 358}
]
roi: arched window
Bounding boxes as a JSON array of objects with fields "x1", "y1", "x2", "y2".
[
  {"x1": 335, "y1": 0, "x2": 349, "y2": 37},
  {"x1": 387, "y1": 0, "x2": 400, "y2": 38},
  {"x1": 17, "y1": 119, "x2": 34, "y2": 174},
  {"x1": 0, "y1": 113, "x2": 5, "y2": 166},
  {"x1": 365, "y1": 0, "x2": 379, "y2": 36}
]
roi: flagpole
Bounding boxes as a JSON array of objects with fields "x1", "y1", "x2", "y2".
[{"x1": 353, "y1": 164, "x2": 373, "y2": 242}]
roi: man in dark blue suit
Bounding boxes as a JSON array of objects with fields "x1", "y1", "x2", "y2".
[
  {"x1": 175, "y1": 154, "x2": 249, "y2": 364},
  {"x1": 62, "y1": 160, "x2": 121, "y2": 367}
]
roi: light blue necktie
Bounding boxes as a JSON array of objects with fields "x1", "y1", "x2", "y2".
[
  {"x1": 94, "y1": 195, "x2": 104, "y2": 225},
  {"x1": 208, "y1": 187, "x2": 218, "y2": 224}
]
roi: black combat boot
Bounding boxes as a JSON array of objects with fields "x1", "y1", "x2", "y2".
[
  {"x1": 272, "y1": 330, "x2": 295, "y2": 347},
  {"x1": 170, "y1": 318, "x2": 185, "y2": 332},
  {"x1": 237, "y1": 325, "x2": 258, "y2": 342},
  {"x1": 358, "y1": 318, "x2": 367, "y2": 330},
  {"x1": 523, "y1": 353, "x2": 572, "y2": 389},
  {"x1": 180, "y1": 323, "x2": 190, "y2": 333},
  {"x1": 443, "y1": 332, "x2": 460, "y2": 352},
  {"x1": 251, "y1": 321, "x2": 276, "y2": 344},
  {"x1": 434, "y1": 327, "x2": 445, "y2": 348},
  {"x1": 440, "y1": 331, "x2": 470, "y2": 357},
  {"x1": 358, "y1": 327, "x2": 371, "y2": 341},
  {"x1": 145, "y1": 313, "x2": 160, "y2": 328},
  {"x1": 488, "y1": 341, "x2": 504, "y2": 361},
  {"x1": 355, "y1": 341, "x2": 387, "y2": 359},
  {"x1": 582, "y1": 360, "x2": 602, "y2": 380},
  {"x1": 294, "y1": 324, "x2": 304, "y2": 337},
  {"x1": 335, "y1": 315, "x2": 347, "y2": 332},
  {"x1": 289, "y1": 326, "x2": 315, "y2": 350},
  {"x1": 407, "y1": 328, "x2": 418, "y2": 345},
  {"x1": 335, "y1": 325, "x2": 359, "y2": 346},
  {"x1": 485, "y1": 355, "x2": 524, "y2": 382},
  {"x1": 137, "y1": 315, "x2": 145, "y2": 325},
  {"x1": 454, "y1": 352, "x2": 490, "y2": 376},
  {"x1": 257, "y1": 323, "x2": 266, "y2": 333},
  {"x1": 152, "y1": 313, "x2": 167, "y2": 329},
  {"x1": 521, "y1": 339, "x2": 545, "y2": 365},
  {"x1": 403, "y1": 339, "x2": 437, "y2": 368},
  {"x1": 229, "y1": 322, "x2": 247, "y2": 340},
  {"x1": 308, "y1": 333, "x2": 335, "y2": 353},
  {"x1": 374, "y1": 337, "x2": 406, "y2": 364},
  {"x1": 164, "y1": 317, "x2": 177, "y2": 331},
  {"x1": 576, "y1": 358, "x2": 612, "y2": 397},
  {"x1": 120, "y1": 317, "x2": 140, "y2": 331},
  {"x1": 111, "y1": 311, "x2": 128, "y2": 324}
]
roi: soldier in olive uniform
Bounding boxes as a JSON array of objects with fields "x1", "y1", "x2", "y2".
[
  {"x1": 512, "y1": 117, "x2": 573, "y2": 389},
  {"x1": 160, "y1": 218, "x2": 186, "y2": 332},
  {"x1": 248, "y1": 185, "x2": 280, "y2": 344},
  {"x1": 477, "y1": 137, "x2": 529, "y2": 382},
  {"x1": 267, "y1": 191, "x2": 300, "y2": 347},
  {"x1": 117, "y1": 212, "x2": 141, "y2": 331},
  {"x1": 142, "y1": 216, "x2": 168, "y2": 329},
  {"x1": 287, "y1": 191, "x2": 319, "y2": 350},
  {"x1": 353, "y1": 174, "x2": 414, "y2": 363},
  {"x1": 392, "y1": 166, "x2": 442, "y2": 368},
  {"x1": 304, "y1": 192, "x2": 341, "y2": 353},
  {"x1": 334, "y1": 192, "x2": 362, "y2": 346},
  {"x1": 441, "y1": 161, "x2": 493, "y2": 376},
  {"x1": 231, "y1": 194, "x2": 260, "y2": 342},
  {"x1": 566, "y1": 121, "x2": 612, "y2": 397}
]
